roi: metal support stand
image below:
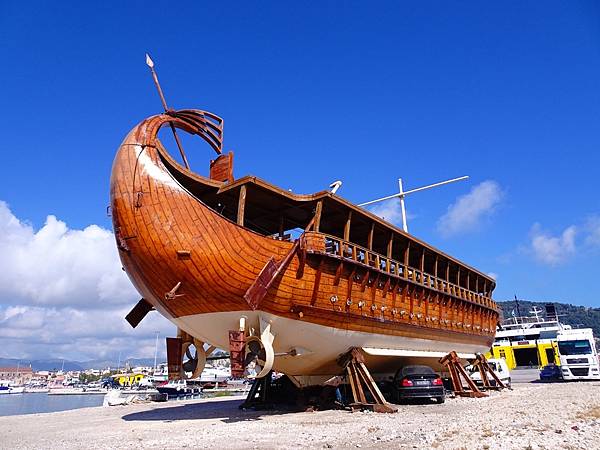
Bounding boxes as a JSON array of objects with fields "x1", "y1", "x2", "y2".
[
  {"x1": 439, "y1": 351, "x2": 487, "y2": 398},
  {"x1": 339, "y1": 348, "x2": 397, "y2": 413},
  {"x1": 239, "y1": 371, "x2": 273, "y2": 410}
]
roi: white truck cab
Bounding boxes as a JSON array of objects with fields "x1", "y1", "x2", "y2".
[
  {"x1": 557, "y1": 328, "x2": 600, "y2": 380},
  {"x1": 468, "y1": 358, "x2": 511, "y2": 387}
]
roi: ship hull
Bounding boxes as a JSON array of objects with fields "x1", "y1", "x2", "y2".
[
  {"x1": 173, "y1": 309, "x2": 489, "y2": 385},
  {"x1": 110, "y1": 111, "x2": 498, "y2": 385}
]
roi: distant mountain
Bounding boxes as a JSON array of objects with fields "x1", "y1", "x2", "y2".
[
  {"x1": 0, "y1": 357, "x2": 161, "y2": 372},
  {"x1": 0, "y1": 358, "x2": 84, "y2": 372},
  {"x1": 78, "y1": 358, "x2": 158, "y2": 370},
  {"x1": 498, "y1": 300, "x2": 600, "y2": 337}
]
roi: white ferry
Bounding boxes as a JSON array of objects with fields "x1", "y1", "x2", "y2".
[
  {"x1": 488, "y1": 304, "x2": 600, "y2": 379},
  {"x1": 489, "y1": 306, "x2": 562, "y2": 369}
]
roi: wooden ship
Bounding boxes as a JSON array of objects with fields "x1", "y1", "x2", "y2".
[{"x1": 111, "y1": 59, "x2": 499, "y2": 389}]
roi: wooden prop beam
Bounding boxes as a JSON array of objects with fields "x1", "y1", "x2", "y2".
[
  {"x1": 439, "y1": 351, "x2": 487, "y2": 398},
  {"x1": 338, "y1": 348, "x2": 396, "y2": 413},
  {"x1": 473, "y1": 353, "x2": 508, "y2": 391}
]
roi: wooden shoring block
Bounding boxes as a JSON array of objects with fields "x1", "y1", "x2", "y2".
[
  {"x1": 474, "y1": 353, "x2": 508, "y2": 390},
  {"x1": 342, "y1": 347, "x2": 397, "y2": 413},
  {"x1": 439, "y1": 351, "x2": 487, "y2": 398}
]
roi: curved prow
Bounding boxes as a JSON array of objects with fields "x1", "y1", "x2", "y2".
[
  {"x1": 137, "y1": 108, "x2": 231, "y2": 183},
  {"x1": 161, "y1": 109, "x2": 224, "y2": 155}
]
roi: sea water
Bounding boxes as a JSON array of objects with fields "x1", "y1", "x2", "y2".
[{"x1": 0, "y1": 393, "x2": 104, "y2": 416}]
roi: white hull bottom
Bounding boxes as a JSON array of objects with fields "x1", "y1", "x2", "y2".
[{"x1": 173, "y1": 310, "x2": 489, "y2": 387}]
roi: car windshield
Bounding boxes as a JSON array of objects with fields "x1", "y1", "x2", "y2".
[
  {"x1": 558, "y1": 340, "x2": 592, "y2": 355},
  {"x1": 402, "y1": 365, "x2": 435, "y2": 376}
]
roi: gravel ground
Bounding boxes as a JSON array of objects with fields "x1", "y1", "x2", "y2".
[{"x1": 1, "y1": 382, "x2": 599, "y2": 449}]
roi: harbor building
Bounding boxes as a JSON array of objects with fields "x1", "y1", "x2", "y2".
[{"x1": 0, "y1": 366, "x2": 33, "y2": 385}]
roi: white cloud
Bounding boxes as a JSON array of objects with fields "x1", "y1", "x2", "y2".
[
  {"x1": 529, "y1": 223, "x2": 577, "y2": 266},
  {"x1": 584, "y1": 215, "x2": 600, "y2": 248},
  {"x1": 487, "y1": 272, "x2": 498, "y2": 281},
  {"x1": 368, "y1": 199, "x2": 405, "y2": 227},
  {"x1": 0, "y1": 304, "x2": 173, "y2": 361},
  {"x1": 437, "y1": 180, "x2": 503, "y2": 237},
  {"x1": 0, "y1": 201, "x2": 174, "y2": 361},
  {"x1": 0, "y1": 201, "x2": 136, "y2": 307}
]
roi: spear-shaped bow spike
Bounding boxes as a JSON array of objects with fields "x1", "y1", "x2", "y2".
[{"x1": 145, "y1": 53, "x2": 190, "y2": 169}]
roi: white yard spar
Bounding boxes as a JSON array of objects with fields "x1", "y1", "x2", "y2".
[{"x1": 359, "y1": 175, "x2": 469, "y2": 232}]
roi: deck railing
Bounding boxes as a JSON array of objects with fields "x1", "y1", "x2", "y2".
[{"x1": 303, "y1": 232, "x2": 495, "y2": 309}]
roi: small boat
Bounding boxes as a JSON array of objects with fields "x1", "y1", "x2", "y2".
[
  {"x1": 0, "y1": 386, "x2": 24, "y2": 394},
  {"x1": 24, "y1": 386, "x2": 50, "y2": 393},
  {"x1": 48, "y1": 387, "x2": 107, "y2": 395},
  {"x1": 103, "y1": 388, "x2": 166, "y2": 406},
  {"x1": 156, "y1": 380, "x2": 201, "y2": 397},
  {"x1": 198, "y1": 365, "x2": 230, "y2": 385}
]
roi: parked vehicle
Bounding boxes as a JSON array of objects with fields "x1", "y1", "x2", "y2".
[
  {"x1": 557, "y1": 328, "x2": 600, "y2": 380},
  {"x1": 539, "y1": 364, "x2": 562, "y2": 382},
  {"x1": 392, "y1": 365, "x2": 445, "y2": 404},
  {"x1": 468, "y1": 358, "x2": 511, "y2": 387}
]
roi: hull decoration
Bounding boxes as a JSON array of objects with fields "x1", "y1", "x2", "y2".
[{"x1": 110, "y1": 109, "x2": 499, "y2": 387}]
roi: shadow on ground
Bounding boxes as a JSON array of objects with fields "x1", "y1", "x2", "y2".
[{"x1": 121, "y1": 398, "x2": 299, "y2": 424}]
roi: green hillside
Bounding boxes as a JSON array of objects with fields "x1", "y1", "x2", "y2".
[{"x1": 498, "y1": 300, "x2": 600, "y2": 337}]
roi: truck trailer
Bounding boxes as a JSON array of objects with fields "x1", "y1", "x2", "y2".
[{"x1": 557, "y1": 328, "x2": 600, "y2": 380}]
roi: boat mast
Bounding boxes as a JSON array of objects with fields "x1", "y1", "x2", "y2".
[
  {"x1": 514, "y1": 295, "x2": 523, "y2": 321},
  {"x1": 529, "y1": 306, "x2": 543, "y2": 322},
  {"x1": 145, "y1": 53, "x2": 190, "y2": 169},
  {"x1": 153, "y1": 331, "x2": 159, "y2": 375},
  {"x1": 359, "y1": 175, "x2": 469, "y2": 233}
]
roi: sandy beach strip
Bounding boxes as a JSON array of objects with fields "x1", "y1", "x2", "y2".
[{"x1": 1, "y1": 383, "x2": 600, "y2": 449}]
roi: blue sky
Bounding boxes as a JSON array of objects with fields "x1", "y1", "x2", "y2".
[{"x1": 1, "y1": 1, "x2": 599, "y2": 359}]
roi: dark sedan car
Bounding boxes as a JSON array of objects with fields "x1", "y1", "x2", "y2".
[
  {"x1": 539, "y1": 364, "x2": 562, "y2": 382},
  {"x1": 392, "y1": 365, "x2": 445, "y2": 404}
]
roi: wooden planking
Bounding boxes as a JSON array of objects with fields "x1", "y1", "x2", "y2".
[
  {"x1": 209, "y1": 152, "x2": 234, "y2": 183},
  {"x1": 237, "y1": 184, "x2": 246, "y2": 226}
]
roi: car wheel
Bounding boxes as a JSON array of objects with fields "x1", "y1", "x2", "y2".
[{"x1": 436, "y1": 396, "x2": 445, "y2": 404}]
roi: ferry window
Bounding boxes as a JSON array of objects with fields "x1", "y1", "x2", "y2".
[
  {"x1": 499, "y1": 350, "x2": 506, "y2": 358},
  {"x1": 558, "y1": 340, "x2": 592, "y2": 355}
]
